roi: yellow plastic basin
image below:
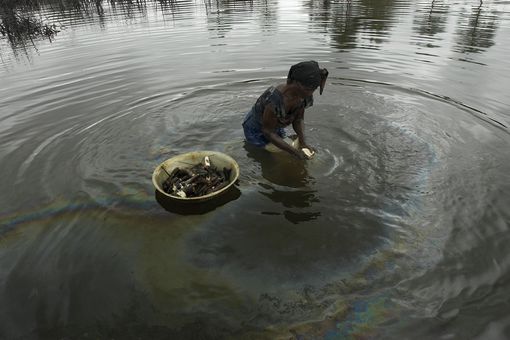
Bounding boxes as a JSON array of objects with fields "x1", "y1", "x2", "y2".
[{"x1": 152, "y1": 151, "x2": 240, "y2": 203}]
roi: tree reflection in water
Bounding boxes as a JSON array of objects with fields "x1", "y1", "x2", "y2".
[
  {"x1": 1, "y1": 0, "x2": 503, "y2": 60},
  {"x1": 454, "y1": 1, "x2": 498, "y2": 54},
  {"x1": 413, "y1": 0, "x2": 449, "y2": 39},
  {"x1": 0, "y1": 3, "x2": 60, "y2": 47},
  {"x1": 304, "y1": 0, "x2": 400, "y2": 49}
]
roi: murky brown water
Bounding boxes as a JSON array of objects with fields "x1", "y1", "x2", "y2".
[{"x1": 1, "y1": 0, "x2": 510, "y2": 339}]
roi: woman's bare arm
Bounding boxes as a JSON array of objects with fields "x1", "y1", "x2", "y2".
[
  {"x1": 262, "y1": 105, "x2": 305, "y2": 159},
  {"x1": 292, "y1": 107, "x2": 306, "y2": 148}
]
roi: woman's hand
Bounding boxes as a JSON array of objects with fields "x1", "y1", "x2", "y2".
[
  {"x1": 292, "y1": 148, "x2": 308, "y2": 160},
  {"x1": 300, "y1": 143, "x2": 316, "y2": 153}
]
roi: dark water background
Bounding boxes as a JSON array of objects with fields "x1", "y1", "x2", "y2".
[{"x1": 1, "y1": 0, "x2": 510, "y2": 339}]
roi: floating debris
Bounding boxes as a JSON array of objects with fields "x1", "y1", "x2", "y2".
[{"x1": 161, "y1": 156, "x2": 232, "y2": 198}]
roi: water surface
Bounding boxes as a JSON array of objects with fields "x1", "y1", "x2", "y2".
[{"x1": 1, "y1": 0, "x2": 510, "y2": 339}]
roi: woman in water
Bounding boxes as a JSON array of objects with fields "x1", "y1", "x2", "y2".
[{"x1": 242, "y1": 60, "x2": 328, "y2": 159}]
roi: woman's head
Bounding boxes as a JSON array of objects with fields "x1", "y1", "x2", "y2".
[{"x1": 287, "y1": 60, "x2": 328, "y2": 95}]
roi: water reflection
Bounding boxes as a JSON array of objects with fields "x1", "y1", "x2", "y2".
[
  {"x1": 1, "y1": 0, "x2": 505, "y2": 62},
  {"x1": 260, "y1": 184, "x2": 321, "y2": 224},
  {"x1": 203, "y1": 0, "x2": 277, "y2": 39},
  {"x1": 413, "y1": 0, "x2": 449, "y2": 39},
  {"x1": 205, "y1": 0, "x2": 254, "y2": 38},
  {"x1": 306, "y1": 0, "x2": 358, "y2": 49},
  {"x1": 154, "y1": 185, "x2": 241, "y2": 215},
  {"x1": 0, "y1": 7, "x2": 59, "y2": 48},
  {"x1": 0, "y1": 0, "x2": 267, "y2": 52},
  {"x1": 305, "y1": 0, "x2": 399, "y2": 49},
  {"x1": 243, "y1": 142, "x2": 311, "y2": 186},
  {"x1": 454, "y1": 2, "x2": 498, "y2": 54},
  {"x1": 244, "y1": 143, "x2": 321, "y2": 224},
  {"x1": 0, "y1": 0, "x2": 136, "y2": 51}
]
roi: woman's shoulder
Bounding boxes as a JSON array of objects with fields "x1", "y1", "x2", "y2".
[
  {"x1": 264, "y1": 85, "x2": 284, "y2": 99},
  {"x1": 258, "y1": 85, "x2": 285, "y2": 116}
]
